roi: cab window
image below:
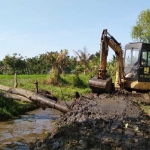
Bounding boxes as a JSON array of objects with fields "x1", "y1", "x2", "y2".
[
  {"x1": 148, "y1": 51, "x2": 150, "y2": 66},
  {"x1": 124, "y1": 49, "x2": 139, "y2": 67},
  {"x1": 141, "y1": 50, "x2": 150, "y2": 66}
]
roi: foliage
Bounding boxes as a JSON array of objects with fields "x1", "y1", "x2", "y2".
[
  {"x1": 41, "y1": 49, "x2": 71, "y2": 75},
  {"x1": 2, "y1": 53, "x2": 26, "y2": 74},
  {"x1": 46, "y1": 68, "x2": 60, "y2": 85},
  {"x1": 131, "y1": 9, "x2": 150, "y2": 43},
  {"x1": 0, "y1": 48, "x2": 96, "y2": 76},
  {"x1": 0, "y1": 49, "x2": 76, "y2": 75},
  {"x1": 107, "y1": 55, "x2": 117, "y2": 82},
  {"x1": 43, "y1": 49, "x2": 72, "y2": 84},
  {"x1": 41, "y1": 51, "x2": 59, "y2": 73},
  {"x1": 72, "y1": 65, "x2": 84, "y2": 75},
  {"x1": 74, "y1": 47, "x2": 91, "y2": 74},
  {"x1": 89, "y1": 52, "x2": 100, "y2": 75},
  {"x1": 71, "y1": 74, "x2": 87, "y2": 88},
  {"x1": 57, "y1": 49, "x2": 71, "y2": 74},
  {"x1": 25, "y1": 56, "x2": 48, "y2": 74},
  {"x1": 0, "y1": 96, "x2": 36, "y2": 120}
]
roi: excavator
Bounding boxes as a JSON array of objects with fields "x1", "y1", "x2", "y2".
[{"x1": 89, "y1": 29, "x2": 150, "y2": 93}]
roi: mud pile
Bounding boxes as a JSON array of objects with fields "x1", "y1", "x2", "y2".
[{"x1": 30, "y1": 93, "x2": 150, "y2": 150}]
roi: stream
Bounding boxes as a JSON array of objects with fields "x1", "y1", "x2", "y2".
[{"x1": 0, "y1": 108, "x2": 61, "y2": 150}]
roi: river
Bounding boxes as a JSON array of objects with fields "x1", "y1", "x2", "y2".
[{"x1": 0, "y1": 108, "x2": 61, "y2": 150}]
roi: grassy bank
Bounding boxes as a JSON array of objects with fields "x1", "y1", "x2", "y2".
[
  {"x1": 0, "y1": 74, "x2": 91, "y2": 100},
  {"x1": 1, "y1": 74, "x2": 149, "y2": 120},
  {"x1": 0, "y1": 96, "x2": 37, "y2": 121},
  {"x1": 0, "y1": 74, "x2": 92, "y2": 120}
]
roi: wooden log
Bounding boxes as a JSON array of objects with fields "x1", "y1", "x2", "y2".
[
  {"x1": 0, "y1": 84, "x2": 69, "y2": 113},
  {"x1": 0, "y1": 91, "x2": 32, "y2": 103}
]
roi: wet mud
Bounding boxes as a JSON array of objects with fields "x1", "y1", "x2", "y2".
[{"x1": 31, "y1": 93, "x2": 150, "y2": 150}]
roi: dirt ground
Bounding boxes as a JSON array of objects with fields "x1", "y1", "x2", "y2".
[{"x1": 30, "y1": 93, "x2": 150, "y2": 150}]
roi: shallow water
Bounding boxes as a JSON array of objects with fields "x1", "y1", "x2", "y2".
[{"x1": 0, "y1": 108, "x2": 61, "y2": 149}]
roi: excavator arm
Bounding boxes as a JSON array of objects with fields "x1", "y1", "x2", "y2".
[
  {"x1": 99, "y1": 29, "x2": 125, "y2": 87},
  {"x1": 89, "y1": 29, "x2": 125, "y2": 93}
]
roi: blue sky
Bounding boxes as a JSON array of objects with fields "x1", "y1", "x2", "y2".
[{"x1": 0, "y1": 0, "x2": 150, "y2": 61}]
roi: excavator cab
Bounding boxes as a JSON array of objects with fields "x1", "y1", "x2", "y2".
[{"x1": 124, "y1": 43, "x2": 150, "y2": 91}]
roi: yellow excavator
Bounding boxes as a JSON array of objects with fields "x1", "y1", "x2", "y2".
[{"x1": 89, "y1": 29, "x2": 150, "y2": 93}]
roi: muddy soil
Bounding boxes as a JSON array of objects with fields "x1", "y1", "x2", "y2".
[{"x1": 30, "y1": 93, "x2": 150, "y2": 150}]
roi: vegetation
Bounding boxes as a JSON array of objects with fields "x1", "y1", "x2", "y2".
[
  {"x1": 0, "y1": 47, "x2": 118, "y2": 120},
  {"x1": 0, "y1": 74, "x2": 92, "y2": 120},
  {"x1": 74, "y1": 47, "x2": 92, "y2": 75},
  {"x1": 131, "y1": 9, "x2": 150, "y2": 43},
  {"x1": 0, "y1": 74, "x2": 91, "y2": 100},
  {"x1": 107, "y1": 55, "x2": 116, "y2": 82},
  {"x1": 0, "y1": 96, "x2": 37, "y2": 121},
  {"x1": 2, "y1": 7, "x2": 150, "y2": 119}
]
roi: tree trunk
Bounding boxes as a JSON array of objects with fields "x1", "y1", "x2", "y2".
[
  {"x1": 0, "y1": 91, "x2": 32, "y2": 103},
  {"x1": 0, "y1": 84, "x2": 69, "y2": 113}
]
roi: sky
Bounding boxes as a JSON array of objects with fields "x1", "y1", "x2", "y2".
[{"x1": 0, "y1": 0, "x2": 150, "y2": 61}]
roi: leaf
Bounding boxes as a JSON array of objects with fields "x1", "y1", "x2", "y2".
[{"x1": 125, "y1": 123, "x2": 128, "y2": 128}]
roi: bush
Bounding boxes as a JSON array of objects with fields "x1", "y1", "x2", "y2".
[{"x1": 47, "y1": 68, "x2": 60, "y2": 85}]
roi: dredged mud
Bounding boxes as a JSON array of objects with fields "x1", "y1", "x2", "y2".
[{"x1": 30, "y1": 93, "x2": 150, "y2": 150}]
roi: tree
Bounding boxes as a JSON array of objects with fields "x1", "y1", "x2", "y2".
[
  {"x1": 41, "y1": 51, "x2": 62, "y2": 85},
  {"x1": 3, "y1": 53, "x2": 26, "y2": 74},
  {"x1": 57, "y1": 49, "x2": 70, "y2": 74},
  {"x1": 131, "y1": 9, "x2": 150, "y2": 43},
  {"x1": 26, "y1": 56, "x2": 42, "y2": 74},
  {"x1": 89, "y1": 52, "x2": 100, "y2": 74}
]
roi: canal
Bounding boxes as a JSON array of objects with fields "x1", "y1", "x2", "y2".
[{"x1": 0, "y1": 108, "x2": 61, "y2": 149}]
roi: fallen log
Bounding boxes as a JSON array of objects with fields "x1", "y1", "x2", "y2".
[
  {"x1": 0, "y1": 84, "x2": 69, "y2": 113},
  {"x1": 0, "y1": 91, "x2": 32, "y2": 103}
]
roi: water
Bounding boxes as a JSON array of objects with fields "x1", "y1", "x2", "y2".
[{"x1": 0, "y1": 108, "x2": 61, "y2": 149}]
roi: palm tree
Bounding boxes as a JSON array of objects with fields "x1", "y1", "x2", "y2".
[
  {"x1": 57, "y1": 49, "x2": 69, "y2": 74},
  {"x1": 88, "y1": 52, "x2": 100, "y2": 74},
  {"x1": 74, "y1": 47, "x2": 91, "y2": 74}
]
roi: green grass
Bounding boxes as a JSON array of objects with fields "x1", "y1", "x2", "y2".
[{"x1": 0, "y1": 74, "x2": 92, "y2": 101}]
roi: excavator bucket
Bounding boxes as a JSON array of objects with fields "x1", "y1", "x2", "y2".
[{"x1": 89, "y1": 76, "x2": 112, "y2": 93}]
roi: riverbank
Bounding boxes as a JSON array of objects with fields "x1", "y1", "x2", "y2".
[
  {"x1": 0, "y1": 95, "x2": 38, "y2": 121},
  {"x1": 30, "y1": 93, "x2": 150, "y2": 150}
]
